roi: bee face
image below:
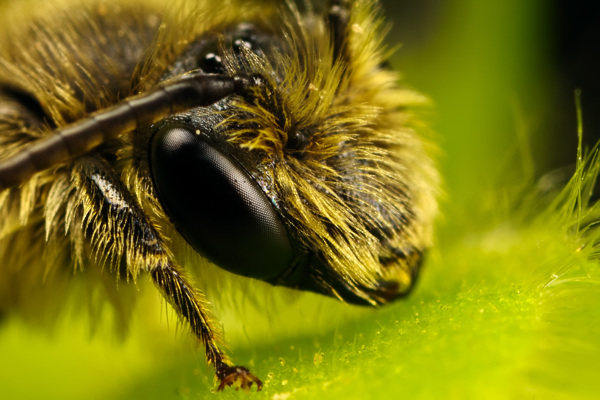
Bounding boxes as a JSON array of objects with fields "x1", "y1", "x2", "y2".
[{"x1": 0, "y1": 0, "x2": 438, "y2": 391}]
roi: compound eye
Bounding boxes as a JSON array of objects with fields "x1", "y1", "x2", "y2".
[{"x1": 150, "y1": 126, "x2": 293, "y2": 280}]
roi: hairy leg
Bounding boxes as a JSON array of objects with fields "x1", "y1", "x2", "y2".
[{"x1": 69, "y1": 157, "x2": 262, "y2": 390}]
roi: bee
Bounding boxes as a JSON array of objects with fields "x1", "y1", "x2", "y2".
[{"x1": 0, "y1": 0, "x2": 439, "y2": 392}]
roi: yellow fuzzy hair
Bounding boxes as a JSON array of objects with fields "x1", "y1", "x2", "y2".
[{"x1": 0, "y1": 0, "x2": 438, "y2": 325}]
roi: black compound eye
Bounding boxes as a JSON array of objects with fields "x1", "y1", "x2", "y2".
[{"x1": 150, "y1": 126, "x2": 293, "y2": 280}]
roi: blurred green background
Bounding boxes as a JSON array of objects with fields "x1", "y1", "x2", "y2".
[
  {"x1": 1, "y1": 0, "x2": 599, "y2": 399},
  {"x1": 383, "y1": 0, "x2": 566, "y2": 206}
]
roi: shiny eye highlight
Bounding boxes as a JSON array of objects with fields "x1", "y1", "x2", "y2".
[{"x1": 149, "y1": 126, "x2": 293, "y2": 280}]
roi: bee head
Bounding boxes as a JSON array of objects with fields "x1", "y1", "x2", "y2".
[{"x1": 148, "y1": 2, "x2": 438, "y2": 306}]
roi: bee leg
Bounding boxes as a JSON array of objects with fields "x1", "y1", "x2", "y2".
[
  {"x1": 150, "y1": 265, "x2": 263, "y2": 392},
  {"x1": 73, "y1": 158, "x2": 262, "y2": 391}
]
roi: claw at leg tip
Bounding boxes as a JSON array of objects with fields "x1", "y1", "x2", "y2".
[{"x1": 216, "y1": 365, "x2": 263, "y2": 392}]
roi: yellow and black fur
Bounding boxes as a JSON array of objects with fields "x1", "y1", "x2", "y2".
[{"x1": 0, "y1": 0, "x2": 438, "y2": 391}]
